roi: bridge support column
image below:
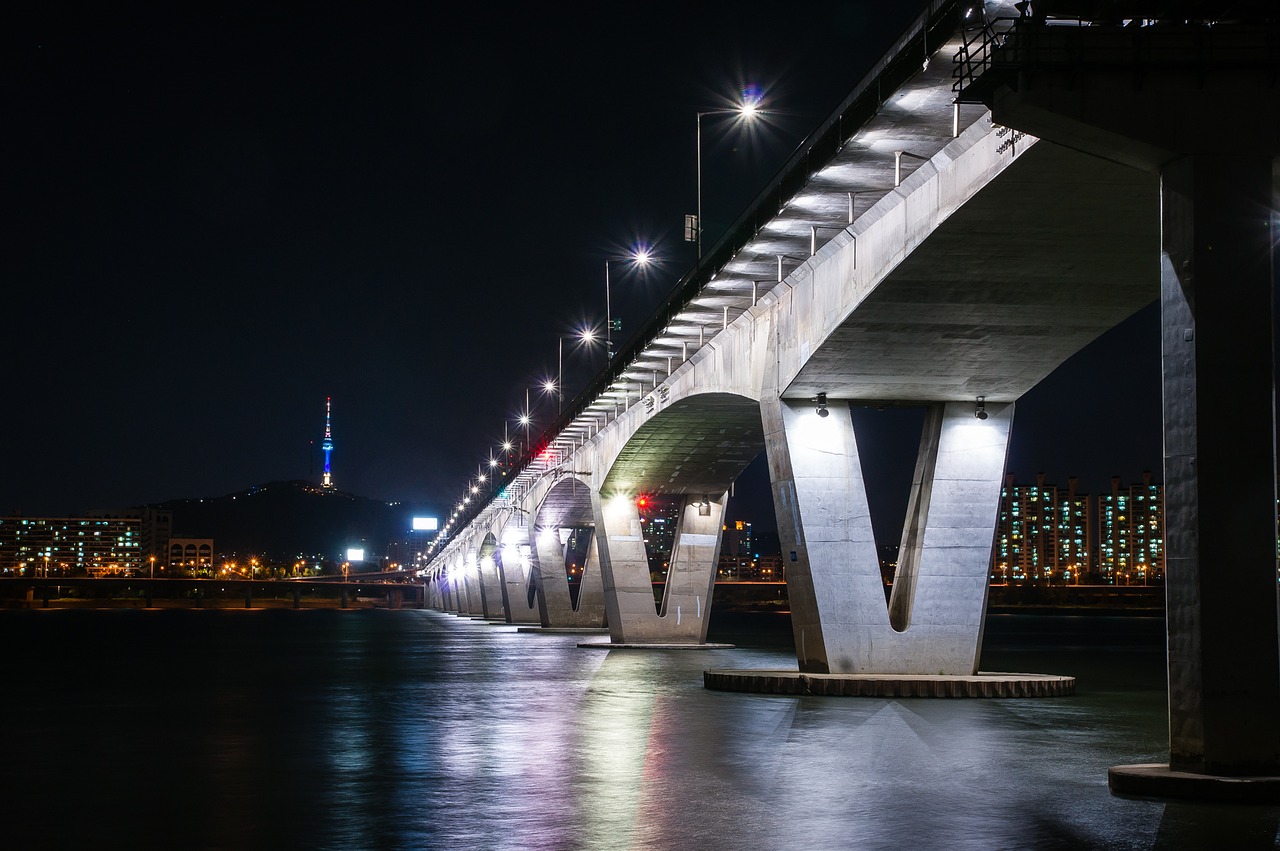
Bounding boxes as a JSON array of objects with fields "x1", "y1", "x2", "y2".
[
  {"x1": 496, "y1": 530, "x2": 540, "y2": 624},
  {"x1": 476, "y1": 551, "x2": 507, "y2": 621},
  {"x1": 532, "y1": 526, "x2": 607, "y2": 629},
  {"x1": 764, "y1": 397, "x2": 1011, "y2": 674},
  {"x1": 460, "y1": 553, "x2": 485, "y2": 616},
  {"x1": 1116, "y1": 156, "x2": 1280, "y2": 790},
  {"x1": 593, "y1": 492, "x2": 724, "y2": 643}
]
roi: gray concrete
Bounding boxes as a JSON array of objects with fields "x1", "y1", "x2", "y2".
[
  {"x1": 531, "y1": 525, "x2": 607, "y2": 629},
  {"x1": 1109, "y1": 764, "x2": 1280, "y2": 805},
  {"x1": 494, "y1": 526, "x2": 541, "y2": 625},
  {"x1": 1158, "y1": 154, "x2": 1280, "y2": 776},
  {"x1": 766, "y1": 397, "x2": 1012, "y2": 675},
  {"x1": 525, "y1": 478, "x2": 608, "y2": 628},
  {"x1": 476, "y1": 536, "x2": 508, "y2": 622},
  {"x1": 962, "y1": 12, "x2": 1280, "y2": 791},
  {"x1": 592, "y1": 492, "x2": 725, "y2": 644},
  {"x1": 428, "y1": 4, "x2": 1171, "y2": 683}
]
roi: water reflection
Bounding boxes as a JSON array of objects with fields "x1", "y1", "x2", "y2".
[{"x1": 1, "y1": 609, "x2": 1277, "y2": 849}]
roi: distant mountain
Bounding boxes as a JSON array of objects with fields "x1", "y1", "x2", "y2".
[{"x1": 154, "y1": 480, "x2": 431, "y2": 563}]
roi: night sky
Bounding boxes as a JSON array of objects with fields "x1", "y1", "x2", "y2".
[{"x1": 6, "y1": 2, "x2": 1164, "y2": 531}]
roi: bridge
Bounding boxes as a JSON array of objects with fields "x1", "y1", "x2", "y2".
[{"x1": 423, "y1": 0, "x2": 1280, "y2": 800}]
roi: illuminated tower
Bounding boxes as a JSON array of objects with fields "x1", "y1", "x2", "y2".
[{"x1": 321, "y1": 397, "x2": 335, "y2": 490}]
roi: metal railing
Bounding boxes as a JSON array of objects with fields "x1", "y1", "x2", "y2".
[
  {"x1": 955, "y1": 14, "x2": 1280, "y2": 102},
  {"x1": 952, "y1": 16, "x2": 1018, "y2": 100}
]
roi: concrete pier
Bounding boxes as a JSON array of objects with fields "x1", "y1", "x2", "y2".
[
  {"x1": 764, "y1": 398, "x2": 1013, "y2": 675},
  {"x1": 704, "y1": 669, "x2": 1074, "y2": 699},
  {"x1": 961, "y1": 12, "x2": 1280, "y2": 796}
]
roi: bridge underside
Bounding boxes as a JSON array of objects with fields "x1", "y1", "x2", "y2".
[
  {"x1": 786, "y1": 141, "x2": 1158, "y2": 404},
  {"x1": 603, "y1": 393, "x2": 764, "y2": 497}
]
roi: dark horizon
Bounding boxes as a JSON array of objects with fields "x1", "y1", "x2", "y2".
[{"x1": 7, "y1": 2, "x2": 1167, "y2": 522}]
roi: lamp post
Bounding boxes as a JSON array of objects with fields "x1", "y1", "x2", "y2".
[
  {"x1": 605, "y1": 248, "x2": 652, "y2": 361},
  {"x1": 556, "y1": 328, "x2": 600, "y2": 416},
  {"x1": 695, "y1": 93, "x2": 763, "y2": 259}
]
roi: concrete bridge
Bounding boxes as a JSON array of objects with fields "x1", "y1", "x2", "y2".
[{"x1": 425, "y1": 0, "x2": 1280, "y2": 799}]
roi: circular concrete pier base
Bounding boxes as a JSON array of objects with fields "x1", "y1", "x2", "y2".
[
  {"x1": 578, "y1": 641, "x2": 735, "y2": 650},
  {"x1": 703, "y1": 669, "x2": 1074, "y2": 698},
  {"x1": 517, "y1": 627, "x2": 609, "y2": 634},
  {"x1": 1108, "y1": 764, "x2": 1280, "y2": 803}
]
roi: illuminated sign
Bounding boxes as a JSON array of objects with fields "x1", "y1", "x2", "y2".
[
  {"x1": 412, "y1": 517, "x2": 438, "y2": 531},
  {"x1": 346, "y1": 548, "x2": 365, "y2": 562}
]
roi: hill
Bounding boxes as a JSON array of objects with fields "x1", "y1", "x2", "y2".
[{"x1": 155, "y1": 480, "x2": 431, "y2": 563}]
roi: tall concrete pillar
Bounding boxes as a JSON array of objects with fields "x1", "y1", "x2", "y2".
[
  {"x1": 1159, "y1": 155, "x2": 1280, "y2": 776},
  {"x1": 575, "y1": 529, "x2": 608, "y2": 627},
  {"x1": 592, "y1": 492, "x2": 724, "y2": 643},
  {"x1": 496, "y1": 527, "x2": 541, "y2": 625},
  {"x1": 477, "y1": 549, "x2": 507, "y2": 621},
  {"x1": 659, "y1": 494, "x2": 726, "y2": 643},
  {"x1": 460, "y1": 554, "x2": 484, "y2": 616},
  {"x1": 764, "y1": 397, "x2": 1011, "y2": 674},
  {"x1": 531, "y1": 526, "x2": 607, "y2": 628}
]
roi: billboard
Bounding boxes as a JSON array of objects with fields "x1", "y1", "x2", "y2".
[
  {"x1": 346, "y1": 547, "x2": 365, "y2": 562},
  {"x1": 412, "y1": 517, "x2": 439, "y2": 531}
]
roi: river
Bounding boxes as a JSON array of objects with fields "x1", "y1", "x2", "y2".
[{"x1": 2, "y1": 608, "x2": 1275, "y2": 849}]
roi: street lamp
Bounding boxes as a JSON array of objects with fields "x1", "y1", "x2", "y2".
[
  {"x1": 518, "y1": 389, "x2": 533, "y2": 451},
  {"x1": 556, "y1": 328, "x2": 600, "y2": 415},
  {"x1": 695, "y1": 91, "x2": 764, "y2": 259},
  {"x1": 605, "y1": 247, "x2": 653, "y2": 361}
]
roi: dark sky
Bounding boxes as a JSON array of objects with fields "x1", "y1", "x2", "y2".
[{"x1": 5, "y1": 2, "x2": 1163, "y2": 525}]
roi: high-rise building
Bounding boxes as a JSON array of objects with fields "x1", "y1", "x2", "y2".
[
  {"x1": 1103, "y1": 472, "x2": 1164, "y2": 584},
  {"x1": 1055, "y1": 478, "x2": 1092, "y2": 583},
  {"x1": 993, "y1": 474, "x2": 1060, "y2": 583},
  {"x1": 992, "y1": 473, "x2": 1163, "y2": 586},
  {"x1": 321, "y1": 396, "x2": 335, "y2": 490},
  {"x1": 1098, "y1": 477, "x2": 1131, "y2": 583},
  {"x1": 725, "y1": 520, "x2": 752, "y2": 557},
  {"x1": 0, "y1": 515, "x2": 144, "y2": 576}
]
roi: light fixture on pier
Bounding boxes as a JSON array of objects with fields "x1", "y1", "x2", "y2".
[
  {"x1": 698, "y1": 494, "x2": 712, "y2": 517},
  {"x1": 975, "y1": 396, "x2": 988, "y2": 420},
  {"x1": 815, "y1": 392, "x2": 829, "y2": 418}
]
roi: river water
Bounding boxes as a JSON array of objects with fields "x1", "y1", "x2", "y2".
[{"x1": 3, "y1": 608, "x2": 1277, "y2": 850}]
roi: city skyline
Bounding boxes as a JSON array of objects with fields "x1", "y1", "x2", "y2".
[{"x1": 8, "y1": 3, "x2": 1162, "y2": 521}]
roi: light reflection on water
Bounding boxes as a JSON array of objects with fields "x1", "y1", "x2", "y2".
[{"x1": 2, "y1": 608, "x2": 1277, "y2": 849}]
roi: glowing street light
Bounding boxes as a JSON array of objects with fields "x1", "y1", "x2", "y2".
[
  {"x1": 556, "y1": 327, "x2": 601, "y2": 415},
  {"x1": 605, "y1": 247, "x2": 652, "y2": 361},
  {"x1": 695, "y1": 90, "x2": 765, "y2": 258}
]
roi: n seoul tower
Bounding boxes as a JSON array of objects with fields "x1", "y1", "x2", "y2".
[{"x1": 321, "y1": 397, "x2": 335, "y2": 490}]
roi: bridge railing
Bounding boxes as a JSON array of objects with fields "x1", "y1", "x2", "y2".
[
  {"x1": 952, "y1": 16, "x2": 1017, "y2": 100},
  {"x1": 954, "y1": 14, "x2": 1280, "y2": 103}
]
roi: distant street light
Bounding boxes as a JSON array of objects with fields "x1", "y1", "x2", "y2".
[{"x1": 695, "y1": 91, "x2": 765, "y2": 259}]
